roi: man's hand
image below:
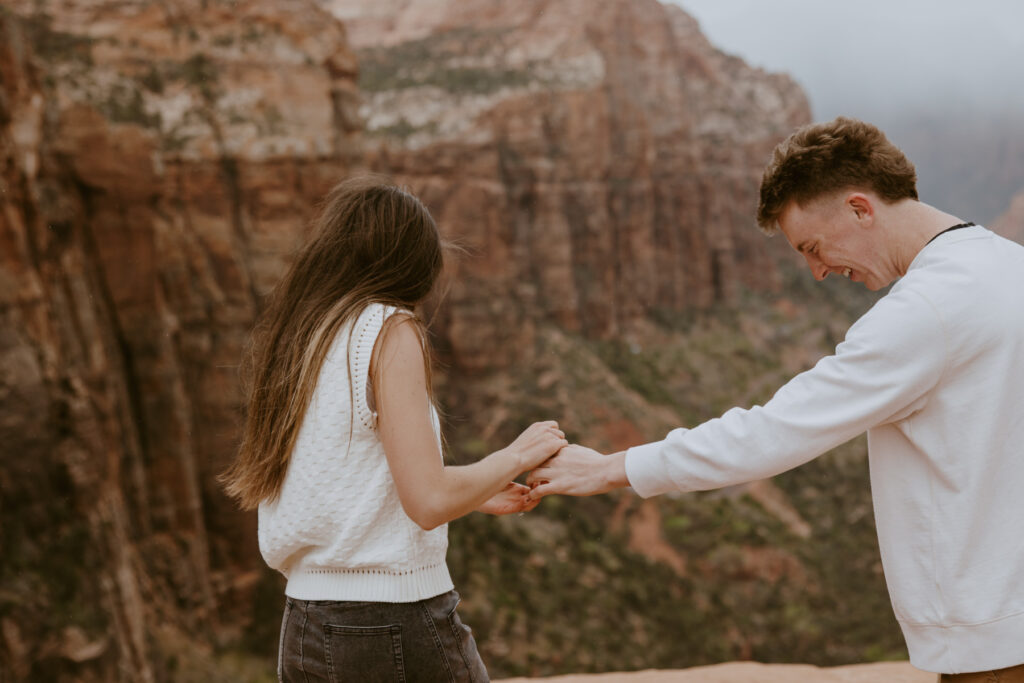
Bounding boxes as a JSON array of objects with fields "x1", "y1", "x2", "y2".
[
  {"x1": 526, "y1": 444, "x2": 629, "y2": 500},
  {"x1": 476, "y1": 482, "x2": 540, "y2": 515}
]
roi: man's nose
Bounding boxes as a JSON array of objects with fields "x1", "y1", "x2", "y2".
[{"x1": 804, "y1": 254, "x2": 829, "y2": 281}]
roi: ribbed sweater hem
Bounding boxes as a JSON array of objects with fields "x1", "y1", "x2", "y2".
[
  {"x1": 902, "y1": 609, "x2": 1024, "y2": 673},
  {"x1": 284, "y1": 562, "x2": 454, "y2": 603}
]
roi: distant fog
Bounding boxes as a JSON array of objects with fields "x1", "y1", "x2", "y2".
[
  {"x1": 672, "y1": 0, "x2": 1024, "y2": 118},
  {"x1": 672, "y1": 0, "x2": 1024, "y2": 223}
]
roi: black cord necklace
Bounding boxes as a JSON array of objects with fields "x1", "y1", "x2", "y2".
[{"x1": 925, "y1": 221, "x2": 976, "y2": 246}]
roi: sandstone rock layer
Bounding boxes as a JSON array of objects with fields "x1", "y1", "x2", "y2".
[
  {"x1": 327, "y1": 0, "x2": 810, "y2": 371},
  {"x1": 1, "y1": 2, "x2": 359, "y2": 678}
]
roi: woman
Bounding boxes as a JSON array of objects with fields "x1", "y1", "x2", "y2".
[{"x1": 221, "y1": 176, "x2": 565, "y2": 681}]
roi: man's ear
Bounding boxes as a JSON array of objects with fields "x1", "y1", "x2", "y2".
[{"x1": 846, "y1": 192, "x2": 874, "y2": 225}]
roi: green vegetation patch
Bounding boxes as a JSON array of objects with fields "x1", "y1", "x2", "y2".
[
  {"x1": 0, "y1": 448, "x2": 111, "y2": 680},
  {"x1": 98, "y1": 82, "x2": 161, "y2": 128},
  {"x1": 368, "y1": 118, "x2": 439, "y2": 140},
  {"x1": 358, "y1": 28, "x2": 538, "y2": 95},
  {"x1": 434, "y1": 280, "x2": 896, "y2": 675},
  {"x1": 175, "y1": 52, "x2": 220, "y2": 101},
  {"x1": 16, "y1": 10, "x2": 95, "y2": 65}
]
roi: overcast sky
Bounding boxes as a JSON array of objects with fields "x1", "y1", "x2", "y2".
[{"x1": 670, "y1": 0, "x2": 1024, "y2": 121}]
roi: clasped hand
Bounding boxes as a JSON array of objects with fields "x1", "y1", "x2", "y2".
[
  {"x1": 478, "y1": 443, "x2": 614, "y2": 516},
  {"x1": 526, "y1": 444, "x2": 618, "y2": 500}
]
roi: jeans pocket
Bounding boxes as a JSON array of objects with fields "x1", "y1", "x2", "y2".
[
  {"x1": 324, "y1": 623, "x2": 404, "y2": 683},
  {"x1": 444, "y1": 601, "x2": 489, "y2": 683},
  {"x1": 277, "y1": 600, "x2": 292, "y2": 683}
]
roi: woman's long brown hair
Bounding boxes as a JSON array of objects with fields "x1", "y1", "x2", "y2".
[{"x1": 220, "y1": 175, "x2": 443, "y2": 510}]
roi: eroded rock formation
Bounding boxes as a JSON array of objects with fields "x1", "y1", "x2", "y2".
[
  {"x1": 0, "y1": 2, "x2": 359, "y2": 678},
  {"x1": 327, "y1": 0, "x2": 810, "y2": 372}
]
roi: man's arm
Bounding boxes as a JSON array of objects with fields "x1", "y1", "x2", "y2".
[{"x1": 533, "y1": 284, "x2": 948, "y2": 500}]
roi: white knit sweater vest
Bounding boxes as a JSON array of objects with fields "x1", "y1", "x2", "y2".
[{"x1": 258, "y1": 303, "x2": 453, "y2": 602}]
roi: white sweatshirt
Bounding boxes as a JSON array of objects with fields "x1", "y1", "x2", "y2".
[{"x1": 625, "y1": 226, "x2": 1024, "y2": 674}]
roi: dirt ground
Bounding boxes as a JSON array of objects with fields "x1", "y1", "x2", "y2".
[{"x1": 499, "y1": 661, "x2": 936, "y2": 683}]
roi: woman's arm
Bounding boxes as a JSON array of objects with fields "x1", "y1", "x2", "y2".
[{"x1": 373, "y1": 318, "x2": 566, "y2": 530}]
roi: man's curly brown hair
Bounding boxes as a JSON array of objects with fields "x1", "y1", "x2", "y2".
[{"x1": 757, "y1": 117, "x2": 918, "y2": 234}]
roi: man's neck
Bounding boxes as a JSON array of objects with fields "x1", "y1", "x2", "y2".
[{"x1": 884, "y1": 200, "x2": 967, "y2": 275}]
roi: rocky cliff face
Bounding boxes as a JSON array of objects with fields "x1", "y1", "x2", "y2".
[
  {"x1": 2, "y1": 1, "x2": 824, "y2": 679},
  {"x1": 0, "y1": 2, "x2": 359, "y2": 679},
  {"x1": 326, "y1": 0, "x2": 810, "y2": 372},
  {"x1": 992, "y1": 187, "x2": 1024, "y2": 243}
]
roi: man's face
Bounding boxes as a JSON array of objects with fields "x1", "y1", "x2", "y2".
[{"x1": 777, "y1": 193, "x2": 893, "y2": 291}]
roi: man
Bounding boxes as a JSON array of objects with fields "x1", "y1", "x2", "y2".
[{"x1": 527, "y1": 117, "x2": 1024, "y2": 681}]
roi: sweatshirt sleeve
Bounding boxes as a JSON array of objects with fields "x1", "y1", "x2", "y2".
[{"x1": 625, "y1": 286, "x2": 948, "y2": 498}]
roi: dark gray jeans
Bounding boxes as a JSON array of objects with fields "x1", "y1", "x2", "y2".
[{"x1": 277, "y1": 590, "x2": 489, "y2": 682}]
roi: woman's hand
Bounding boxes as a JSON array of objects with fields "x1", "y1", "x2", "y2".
[
  {"x1": 504, "y1": 421, "x2": 568, "y2": 471},
  {"x1": 476, "y1": 482, "x2": 539, "y2": 515}
]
